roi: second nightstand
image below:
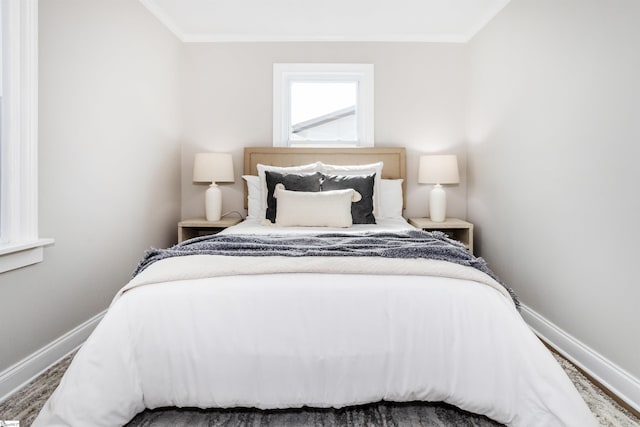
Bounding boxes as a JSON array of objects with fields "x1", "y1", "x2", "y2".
[
  {"x1": 408, "y1": 217, "x2": 474, "y2": 254},
  {"x1": 178, "y1": 217, "x2": 242, "y2": 243}
]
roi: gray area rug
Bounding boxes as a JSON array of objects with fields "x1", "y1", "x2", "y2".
[{"x1": 0, "y1": 351, "x2": 638, "y2": 427}]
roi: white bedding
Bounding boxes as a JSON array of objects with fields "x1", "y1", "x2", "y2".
[
  {"x1": 219, "y1": 217, "x2": 414, "y2": 235},
  {"x1": 33, "y1": 221, "x2": 597, "y2": 427}
]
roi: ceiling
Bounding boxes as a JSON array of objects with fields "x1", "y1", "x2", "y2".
[{"x1": 140, "y1": 0, "x2": 511, "y2": 43}]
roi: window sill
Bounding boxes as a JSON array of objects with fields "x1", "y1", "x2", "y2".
[{"x1": 0, "y1": 238, "x2": 55, "y2": 273}]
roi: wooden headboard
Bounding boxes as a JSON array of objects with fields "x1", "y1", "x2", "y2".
[{"x1": 243, "y1": 147, "x2": 407, "y2": 208}]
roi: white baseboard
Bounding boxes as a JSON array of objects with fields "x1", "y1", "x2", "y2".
[
  {"x1": 0, "y1": 310, "x2": 106, "y2": 404},
  {"x1": 520, "y1": 304, "x2": 640, "y2": 413}
]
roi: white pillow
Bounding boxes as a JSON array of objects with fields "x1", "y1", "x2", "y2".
[
  {"x1": 242, "y1": 175, "x2": 261, "y2": 219},
  {"x1": 319, "y1": 161, "x2": 383, "y2": 216},
  {"x1": 378, "y1": 179, "x2": 404, "y2": 219},
  {"x1": 257, "y1": 162, "x2": 322, "y2": 217},
  {"x1": 273, "y1": 183, "x2": 361, "y2": 228}
]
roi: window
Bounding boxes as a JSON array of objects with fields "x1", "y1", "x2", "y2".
[
  {"x1": 273, "y1": 63, "x2": 374, "y2": 147},
  {"x1": 0, "y1": 0, "x2": 53, "y2": 274}
]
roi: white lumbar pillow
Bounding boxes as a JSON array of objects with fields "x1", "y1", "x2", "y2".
[{"x1": 273, "y1": 183, "x2": 361, "y2": 228}]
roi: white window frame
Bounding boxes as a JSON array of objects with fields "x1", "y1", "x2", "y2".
[
  {"x1": 0, "y1": 0, "x2": 53, "y2": 274},
  {"x1": 273, "y1": 63, "x2": 374, "y2": 147}
]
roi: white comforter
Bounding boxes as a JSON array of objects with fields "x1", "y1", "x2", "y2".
[{"x1": 33, "y1": 223, "x2": 597, "y2": 427}]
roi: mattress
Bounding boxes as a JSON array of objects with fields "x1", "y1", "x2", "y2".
[{"x1": 218, "y1": 217, "x2": 415, "y2": 235}]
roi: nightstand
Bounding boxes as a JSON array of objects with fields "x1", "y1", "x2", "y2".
[
  {"x1": 178, "y1": 217, "x2": 243, "y2": 243},
  {"x1": 408, "y1": 217, "x2": 474, "y2": 254}
]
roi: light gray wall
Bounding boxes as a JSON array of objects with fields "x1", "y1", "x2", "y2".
[
  {"x1": 0, "y1": 0, "x2": 183, "y2": 371},
  {"x1": 180, "y1": 43, "x2": 469, "y2": 220},
  {"x1": 467, "y1": 0, "x2": 640, "y2": 377}
]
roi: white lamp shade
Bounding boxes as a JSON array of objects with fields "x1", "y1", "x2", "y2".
[
  {"x1": 193, "y1": 153, "x2": 235, "y2": 183},
  {"x1": 418, "y1": 155, "x2": 459, "y2": 185}
]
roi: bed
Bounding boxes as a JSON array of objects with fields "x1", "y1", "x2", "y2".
[{"x1": 33, "y1": 147, "x2": 596, "y2": 427}]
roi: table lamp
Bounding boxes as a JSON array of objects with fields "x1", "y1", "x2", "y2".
[
  {"x1": 418, "y1": 155, "x2": 459, "y2": 222},
  {"x1": 193, "y1": 153, "x2": 235, "y2": 221}
]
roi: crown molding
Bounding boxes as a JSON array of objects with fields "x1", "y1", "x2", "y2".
[{"x1": 139, "y1": 0, "x2": 508, "y2": 44}]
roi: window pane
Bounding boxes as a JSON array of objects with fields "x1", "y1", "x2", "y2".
[{"x1": 289, "y1": 81, "x2": 358, "y2": 142}]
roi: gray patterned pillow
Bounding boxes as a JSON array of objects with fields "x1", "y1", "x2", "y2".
[
  {"x1": 320, "y1": 173, "x2": 376, "y2": 224},
  {"x1": 264, "y1": 171, "x2": 323, "y2": 222}
]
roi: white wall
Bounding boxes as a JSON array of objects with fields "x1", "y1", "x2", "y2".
[
  {"x1": 0, "y1": 0, "x2": 183, "y2": 372},
  {"x1": 180, "y1": 43, "x2": 469, "y2": 220},
  {"x1": 467, "y1": 0, "x2": 640, "y2": 378}
]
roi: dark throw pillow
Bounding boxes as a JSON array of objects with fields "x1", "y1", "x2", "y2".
[
  {"x1": 264, "y1": 171, "x2": 323, "y2": 222},
  {"x1": 320, "y1": 173, "x2": 376, "y2": 224}
]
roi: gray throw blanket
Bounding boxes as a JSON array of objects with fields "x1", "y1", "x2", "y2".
[{"x1": 134, "y1": 230, "x2": 518, "y2": 306}]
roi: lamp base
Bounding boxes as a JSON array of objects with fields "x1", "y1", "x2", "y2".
[
  {"x1": 429, "y1": 184, "x2": 446, "y2": 222},
  {"x1": 205, "y1": 183, "x2": 222, "y2": 221}
]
